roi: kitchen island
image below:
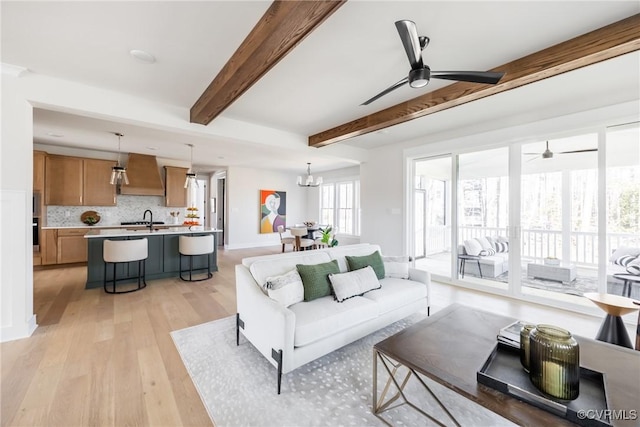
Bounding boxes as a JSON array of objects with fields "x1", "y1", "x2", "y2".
[{"x1": 84, "y1": 227, "x2": 221, "y2": 289}]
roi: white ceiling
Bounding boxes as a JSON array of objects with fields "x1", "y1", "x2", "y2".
[{"x1": 2, "y1": 1, "x2": 639, "y2": 172}]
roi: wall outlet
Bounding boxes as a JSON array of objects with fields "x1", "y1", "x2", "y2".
[{"x1": 65, "y1": 210, "x2": 71, "y2": 217}]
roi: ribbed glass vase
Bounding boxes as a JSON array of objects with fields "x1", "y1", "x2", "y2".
[
  {"x1": 519, "y1": 324, "x2": 536, "y2": 373},
  {"x1": 529, "y1": 325, "x2": 580, "y2": 400}
]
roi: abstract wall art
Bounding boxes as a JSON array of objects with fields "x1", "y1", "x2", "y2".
[{"x1": 260, "y1": 190, "x2": 286, "y2": 234}]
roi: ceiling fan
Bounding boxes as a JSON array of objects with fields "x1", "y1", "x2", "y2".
[
  {"x1": 362, "y1": 20, "x2": 505, "y2": 106},
  {"x1": 524, "y1": 141, "x2": 598, "y2": 160}
]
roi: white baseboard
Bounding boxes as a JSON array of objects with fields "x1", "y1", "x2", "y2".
[{"x1": 0, "y1": 314, "x2": 37, "y2": 343}]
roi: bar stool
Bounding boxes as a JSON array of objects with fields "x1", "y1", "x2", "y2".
[
  {"x1": 103, "y1": 238, "x2": 148, "y2": 294},
  {"x1": 179, "y1": 235, "x2": 214, "y2": 281}
]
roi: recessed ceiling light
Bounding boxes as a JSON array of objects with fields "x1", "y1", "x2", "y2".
[
  {"x1": 146, "y1": 146, "x2": 158, "y2": 151},
  {"x1": 46, "y1": 132, "x2": 64, "y2": 137},
  {"x1": 129, "y1": 49, "x2": 156, "y2": 64}
]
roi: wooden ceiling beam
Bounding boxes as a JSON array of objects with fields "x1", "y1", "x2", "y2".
[
  {"x1": 190, "y1": 0, "x2": 346, "y2": 125},
  {"x1": 309, "y1": 13, "x2": 640, "y2": 148}
]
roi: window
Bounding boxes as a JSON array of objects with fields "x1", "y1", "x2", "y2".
[{"x1": 319, "y1": 180, "x2": 360, "y2": 235}]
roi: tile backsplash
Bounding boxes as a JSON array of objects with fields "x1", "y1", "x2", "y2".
[{"x1": 46, "y1": 195, "x2": 186, "y2": 227}]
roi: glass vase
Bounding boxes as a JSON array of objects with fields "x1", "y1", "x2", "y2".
[
  {"x1": 529, "y1": 324, "x2": 580, "y2": 400},
  {"x1": 519, "y1": 324, "x2": 536, "y2": 373}
]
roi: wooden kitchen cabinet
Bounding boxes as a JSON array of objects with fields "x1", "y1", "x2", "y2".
[
  {"x1": 164, "y1": 166, "x2": 188, "y2": 207},
  {"x1": 45, "y1": 155, "x2": 83, "y2": 205},
  {"x1": 41, "y1": 229, "x2": 58, "y2": 265},
  {"x1": 41, "y1": 228, "x2": 89, "y2": 265},
  {"x1": 57, "y1": 229, "x2": 89, "y2": 264},
  {"x1": 33, "y1": 151, "x2": 46, "y2": 194},
  {"x1": 83, "y1": 158, "x2": 117, "y2": 206},
  {"x1": 45, "y1": 155, "x2": 116, "y2": 206}
]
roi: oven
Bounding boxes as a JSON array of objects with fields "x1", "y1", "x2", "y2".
[{"x1": 33, "y1": 217, "x2": 39, "y2": 247}]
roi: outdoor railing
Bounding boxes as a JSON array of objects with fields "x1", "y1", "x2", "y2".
[{"x1": 422, "y1": 226, "x2": 639, "y2": 267}]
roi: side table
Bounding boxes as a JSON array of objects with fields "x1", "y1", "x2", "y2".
[
  {"x1": 613, "y1": 273, "x2": 640, "y2": 298},
  {"x1": 458, "y1": 254, "x2": 482, "y2": 278},
  {"x1": 583, "y1": 292, "x2": 639, "y2": 349}
]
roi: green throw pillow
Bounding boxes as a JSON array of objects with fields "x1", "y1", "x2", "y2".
[
  {"x1": 296, "y1": 260, "x2": 340, "y2": 301},
  {"x1": 346, "y1": 251, "x2": 385, "y2": 280}
]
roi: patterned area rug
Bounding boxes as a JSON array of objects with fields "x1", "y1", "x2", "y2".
[{"x1": 171, "y1": 313, "x2": 516, "y2": 427}]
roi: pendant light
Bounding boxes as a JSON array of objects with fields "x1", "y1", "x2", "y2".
[
  {"x1": 184, "y1": 143, "x2": 198, "y2": 188},
  {"x1": 109, "y1": 132, "x2": 129, "y2": 185},
  {"x1": 297, "y1": 162, "x2": 323, "y2": 187}
]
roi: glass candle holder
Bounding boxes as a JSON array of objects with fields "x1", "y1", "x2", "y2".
[
  {"x1": 529, "y1": 324, "x2": 580, "y2": 400},
  {"x1": 519, "y1": 324, "x2": 536, "y2": 372}
]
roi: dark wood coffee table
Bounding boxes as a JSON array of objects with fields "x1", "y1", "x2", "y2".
[{"x1": 373, "y1": 304, "x2": 640, "y2": 426}]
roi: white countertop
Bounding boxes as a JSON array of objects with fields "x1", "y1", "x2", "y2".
[{"x1": 84, "y1": 227, "x2": 221, "y2": 238}]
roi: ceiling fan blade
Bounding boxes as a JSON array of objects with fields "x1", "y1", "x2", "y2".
[
  {"x1": 431, "y1": 71, "x2": 505, "y2": 84},
  {"x1": 558, "y1": 149, "x2": 598, "y2": 154},
  {"x1": 361, "y1": 77, "x2": 409, "y2": 106},
  {"x1": 523, "y1": 152, "x2": 541, "y2": 155},
  {"x1": 395, "y1": 20, "x2": 423, "y2": 69}
]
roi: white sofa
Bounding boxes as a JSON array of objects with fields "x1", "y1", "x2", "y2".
[
  {"x1": 235, "y1": 243, "x2": 430, "y2": 393},
  {"x1": 457, "y1": 242, "x2": 509, "y2": 278}
]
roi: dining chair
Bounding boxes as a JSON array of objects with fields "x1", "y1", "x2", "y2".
[
  {"x1": 290, "y1": 227, "x2": 314, "y2": 251},
  {"x1": 277, "y1": 225, "x2": 295, "y2": 253}
]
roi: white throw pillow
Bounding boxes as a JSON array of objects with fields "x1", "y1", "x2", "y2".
[
  {"x1": 497, "y1": 236, "x2": 509, "y2": 244},
  {"x1": 328, "y1": 266, "x2": 381, "y2": 303},
  {"x1": 264, "y1": 269, "x2": 304, "y2": 307},
  {"x1": 382, "y1": 256, "x2": 410, "y2": 279},
  {"x1": 477, "y1": 237, "x2": 492, "y2": 250},
  {"x1": 463, "y1": 239, "x2": 483, "y2": 256}
]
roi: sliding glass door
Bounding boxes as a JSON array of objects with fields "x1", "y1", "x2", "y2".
[
  {"x1": 605, "y1": 123, "x2": 640, "y2": 299},
  {"x1": 410, "y1": 121, "x2": 638, "y2": 308},
  {"x1": 521, "y1": 135, "x2": 599, "y2": 300},
  {"x1": 457, "y1": 148, "x2": 509, "y2": 289}
]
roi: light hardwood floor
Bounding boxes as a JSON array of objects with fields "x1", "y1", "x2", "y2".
[{"x1": 1, "y1": 245, "x2": 627, "y2": 426}]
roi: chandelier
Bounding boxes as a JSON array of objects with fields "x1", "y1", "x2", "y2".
[
  {"x1": 184, "y1": 143, "x2": 198, "y2": 188},
  {"x1": 297, "y1": 163, "x2": 323, "y2": 187},
  {"x1": 109, "y1": 132, "x2": 129, "y2": 185}
]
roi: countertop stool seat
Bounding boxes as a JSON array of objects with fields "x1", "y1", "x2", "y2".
[
  {"x1": 103, "y1": 238, "x2": 148, "y2": 294},
  {"x1": 179, "y1": 235, "x2": 214, "y2": 281}
]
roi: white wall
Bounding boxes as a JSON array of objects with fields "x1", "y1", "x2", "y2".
[
  {"x1": 360, "y1": 147, "x2": 406, "y2": 255},
  {"x1": 225, "y1": 166, "x2": 314, "y2": 249},
  {"x1": 1, "y1": 76, "x2": 37, "y2": 341}
]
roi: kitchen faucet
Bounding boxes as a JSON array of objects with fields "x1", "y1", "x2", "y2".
[{"x1": 143, "y1": 209, "x2": 153, "y2": 232}]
